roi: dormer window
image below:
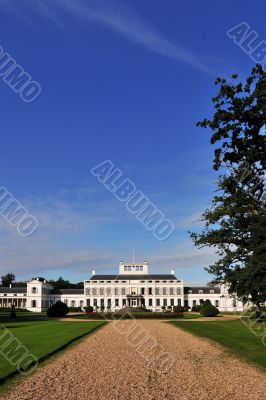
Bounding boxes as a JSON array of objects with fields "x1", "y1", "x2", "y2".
[
  {"x1": 198, "y1": 290, "x2": 203, "y2": 294},
  {"x1": 210, "y1": 290, "x2": 214, "y2": 294}
]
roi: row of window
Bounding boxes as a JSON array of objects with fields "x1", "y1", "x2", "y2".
[
  {"x1": 0, "y1": 294, "x2": 27, "y2": 297},
  {"x1": 188, "y1": 289, "x2": 216, "y2": 294},
  {"x1": 88, "y1": 280, "x2": 177, "y2": 284},
  {"x1": 87, "y1": 298, "x2": 182, "y2": 308},
  {"x1": 124, "y1": 266, "x2": 143, "y2": 271},
  {"x1": 86, "y1": 287, "x2": 182, "y2": 296}
]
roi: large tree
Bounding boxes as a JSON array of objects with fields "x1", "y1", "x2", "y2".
[
  {"x1": 1, "y1": 273, "x2": 15, "y2": 287},
  {"x1": 191, "y1": 65, "x2": 266, "y2": 311}
]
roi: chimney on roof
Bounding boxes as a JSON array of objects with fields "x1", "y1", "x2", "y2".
[
  {"x1": 171, "y1": 269, "x2": 175, "y2": 275},
  {"x1": 9, "y1": 284, "x2": 12, "y2": 288},
  {"x1": 92, "y1": 269, "x2": 96, "y2": 276}
]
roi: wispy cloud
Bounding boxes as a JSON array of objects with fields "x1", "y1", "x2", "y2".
[{"x1": 0, "y1": 0, "x2": 215, "y2": 74}]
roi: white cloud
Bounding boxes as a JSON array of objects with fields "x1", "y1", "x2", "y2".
[{"x1": 0, "y1": 0, "x2": 215, "y2": 74}]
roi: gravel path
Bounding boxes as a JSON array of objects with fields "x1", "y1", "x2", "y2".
[{"x1": 1, "y1": 320, "x2": 266, "y2": 400}]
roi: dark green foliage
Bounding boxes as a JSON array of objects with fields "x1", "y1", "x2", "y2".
[
  {"x1": 10, "y1": 305, "x2": 16, "y2": 319},
  {"x1": 79, "y1": 312, "x2": 184, "y2": 320},
  {"x1": 191, "y1": 65, "x2": 266, "y2": 310},
  {"x1": 68, "y1": 307, "x2": 82, "y2": 312},
  {"x1": 191, "y1": 305, "x2": 201, "y2": 312},
  {"x1": 84, "y1": 306, "x2": 93, "y2": 313},
  {"x1": 48, "y1": 276, "x2": 83, "y2": 289},
  {"x1": 173, "y1": 306, "x2": 184, "y2": 313},
  {"x1": 1, "y1": 273, "x2": 15, "y2": 287},
  {"x1": 47, "y1": 301, "x2": 69, "y2": 318},
  {"x1": 200, "y1": 300, "x2": 219, "y2": 317}
]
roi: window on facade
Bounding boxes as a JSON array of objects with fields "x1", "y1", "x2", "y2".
[
  {"x1": 124, "y1": 266, "x2": 128, "y2": 271},
  {"x1": 149, "y1": 299, "x2": 153, "y2": 306},
  {"x1": 93, "y1": 299, "x2": 97, "y2": 307},
  {"x1": 177, "y1": 288, "x2": 181, "y2": 295},
  {"x1": 170, "y1": 299, "x2": 174, "y2": 306},
  {"x1": 198, "y1": 290, "x2": 203, "y2": 294},
  {"x1": 184, "y1": 300, "x2": 188, "y2": 307},
  {"x1": 163, "y1": 299, "x2": 167, "y2": 306},
  {"x1": 108, "y1": 299, "x2": 111, "y2": 306},
  {"x1": 122, "y1": 288, "x2": 126, "y2": 295},
  {"x1": 100, "y1": 281, "x2": 104, "y2": 283},
  {"x1": 141, "y1": 288, "x2": 145, "y2": 295},
  {"x1": 122, "y1": 281, "x2": 127, "y2": 283},
  {"x1": 32, "y1": 287, "x2": 37, "y2": 294},
  {"x1": 128, "y1": 267, "x2": 131, "y2": 271},
  {"x1": 200, "y1": 299, "x2": 204, "y2": 304},
  {"x1": 155, "y1": 288, "x2": 160, "y2": 295},
  {"x1": 122, "y1": 299, "x2": 126, "y2": 306},
  {"x1": 163, "y1": 288, "x2": 167, "y2": 296},
  {"x1": 136, "y1": 266, "x2": 140, "y2": 271},
  {"x1": 148, "y1": 288, "x2": 152, "y2": 295},
  {"x1": 100, "y1": 288, "x2": 104, "y2": 296},
  {"x1": 178, "y1": 298, "x2": 181, "y2": 306},
  {"x1": 216, "y1": 300, "x2": 219, "y2": 307},
  {"x1": 100, "y1": 299, "x2": 104, "y2": 307},
  {"x1": 170, "y1": 288, "x2": 174, "y2": 295},
  {"x1": 233, "y1": 299, "x2": 237, "y2": 307},
  {"x1": 80, "y1": 300, "x2": 83, "y2": 307},
  {"x1": 32, "y1": 300, "x2": 36, "y2": 307},
  {"x1": 92, "y1": 288, "x2": 97, "y2": 296},
  {"x1": 107, "y1": 288, "x2": 111, "y2": 296},
  {"x1": 86, "y1": 288, "x2": 90, "y2": 296},
  {"x1": 71, "y1": 300, "x2": 75, "y2": 307},
  {"x1": 156, "y1": 299, "x2": 160, "y2": 306},
  {"x1": 115, "y1": 299, "x2": 119, "y2": 307},
  {"x1": 87, "y1": 299, "x2": 90, "y2": 307},
  {"x1": 210, "y1": 290, "x2": 214, "y2": 294},
  {"x1": 115, "y1": 288, "x2": 119, "y2": 295},
  {"x1": 193, "y1": 300, "x2": 196, "y2": 306},
  {"x1": 140, "y1": 266, "x2": 143, "y2": 271}
]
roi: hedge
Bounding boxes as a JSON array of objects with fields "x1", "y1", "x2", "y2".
[{"x1": 80, "y1": 312, "x2": 184, "y2": 320}]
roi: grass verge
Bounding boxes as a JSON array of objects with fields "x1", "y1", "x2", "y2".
[
  {"x1": 170, "y1": 319, "x2": 266, "y2": 371},
  {"x1": 0, "y1": 320, "x2": 106, "y2": 386}
]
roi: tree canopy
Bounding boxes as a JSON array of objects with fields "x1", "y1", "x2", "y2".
[{"x1": 191, "y1": 65, "x2": 266, "y2": 310}]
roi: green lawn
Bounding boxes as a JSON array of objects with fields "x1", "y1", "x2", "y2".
[
  {"x1": 0, "y1": 319, "x2": 105, "y2": 383},
  {"x1": 170, "y1": 319, "x2": 266, "y2": 370},
  {"x1": 183, "y1": 313, "x2": 201, "y2": 319}
]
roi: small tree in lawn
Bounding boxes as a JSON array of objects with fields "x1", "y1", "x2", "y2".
[
  {"x1": 200, "y1": 300, "x2": 219, "y2": 317},
  {"x1": 161, "y1": 306, "x2": 166, "y2": 312},
  {"x1": 100, "y1": 305, "x2": 105, "y2": 313},
  {"x1": 167, "y1": 306, "x2": 172, "y2": 312},
  {"x1": 47, "y1": 301, "x2": 69, "y2": 318},
  {"x1": 10, "y1": 304, "x2": 16, "y2": 319}
]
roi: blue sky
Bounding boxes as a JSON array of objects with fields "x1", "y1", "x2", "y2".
[{"x1": 0, "y1": 0, "x2": 264, "y2": 284}]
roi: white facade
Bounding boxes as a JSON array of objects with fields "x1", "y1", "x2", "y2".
[{"x1": 0, "y1": 262, "x2": 246, "y2": 312}]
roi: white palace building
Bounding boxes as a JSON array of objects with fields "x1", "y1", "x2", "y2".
[{"x1": 0, "y1": 261, "x2": 246, "y2": 313}]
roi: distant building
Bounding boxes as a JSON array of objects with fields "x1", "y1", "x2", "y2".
[{"x1": 0, "y1": 261, "x2": 246, "y2": 312}]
